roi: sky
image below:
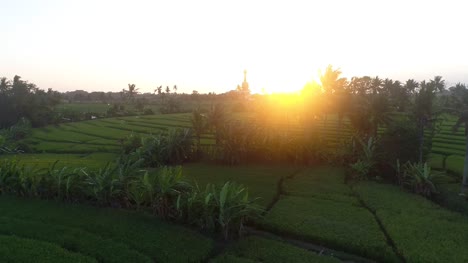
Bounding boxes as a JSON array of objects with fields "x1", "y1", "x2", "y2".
[{"x1": 1, "y1": 0, "x2": 467, "y2": 94}]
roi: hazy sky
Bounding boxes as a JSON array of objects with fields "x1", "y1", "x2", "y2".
[{"x1": 1, "y1": 0, "x2": 467, "y2": 94}]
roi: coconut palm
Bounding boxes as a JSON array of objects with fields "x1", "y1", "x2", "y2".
[
  {"x1": 191, "y1": 108, "x2": 206, "y2": 153},
  {"x1": 413, "y1": 80, "x2": 440, "y2": 163},
  {"x1": 404, "y1": 79, "x2": 419, "y2": 94},
  {"x1": 207, "y1": 104, "x2": 227, "y2": 145}
]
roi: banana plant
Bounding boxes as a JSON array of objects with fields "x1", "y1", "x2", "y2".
[
  {"x1": 402, "y1": 161, "x2": 441, "y2": 198},
  {"x1": 82, "y1": 163, "x2": 122, "y2": 205}
]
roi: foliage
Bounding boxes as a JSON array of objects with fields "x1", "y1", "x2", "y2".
[
  {"x1": 211, "y1": 236, "x2": 341, "y2": 263},
  {"x1": 178, "y1": 181, "x2": 263, "y2": 240},
  {"x1": 398, "y1": 161, "x2": 440, "y2": 197},
  {"x1": 182, "y1": 163, "x2": 297, "y2": 207},
  {"x1": 136, "y1": 128, "x2": 194, "y2": 166},
  {"x1": 135, "y1": 167, "x2": 191, "y2": 218},
  {"x1": 377, "y1": 118, "x2": 420, "y2": 166},
  {"x1": 120, "y1": 132, "x2": 142, "y2": 154},
  {"x1": 0, "y1": 75, "x2": 61, "y2": 128},
  {"x1": 349, "y1": 137, "x2": 377, "y2": 180}
]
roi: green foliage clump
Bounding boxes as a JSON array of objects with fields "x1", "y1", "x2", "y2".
[
  {"x1": 211, "y1": 236, "x2": 341, "y2": 263},
  {"x1": 178, "y1": 181, "x2": 263, "y2": 240},
  {"x1": 0, "y1": 158, "x2": 263, "y2": 240},
  {"x1": 377, "y1": 119, "x2": 420, "y2": 166},
  {"x1": 397, "y1": 161, "x2": 441, "y2": 198},
  {"x1": 0, "y1": 234, "x2": 97, "y2": 263},
  {"x1": 136, "y1": 128, "x2": 194, "y2": 166},
  {"x1": 121, "y1": 133, "x2": 142, "y2": 154}
]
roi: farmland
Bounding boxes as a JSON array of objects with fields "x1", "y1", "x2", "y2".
[{"x1": 2, "y1": 106, "x2": 468, "y2": 262}]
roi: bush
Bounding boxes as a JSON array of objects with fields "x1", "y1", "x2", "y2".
[
  {"x1": 136, "y1": 128, "x2": 194, "y2": 166},
  {"x1": 178, "y1": 181, "x2": 263, "y2": 240},
  {"x1": 377, "y1": 119, "x2": 419, "y2": 165},
  {"x1": 143, "y1": 108, "x2": 154, "y2": 115},
  {"x1": 398, "y1": 161, "x2": 441, "y2": 198},
  {"x1": 5, "y1": 117, "x2": 32, "y2": 140},
  {"x1": 121, "y1": 133, "x2": 142, "y2": 154}
]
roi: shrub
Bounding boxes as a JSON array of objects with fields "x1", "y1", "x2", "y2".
[
  {"x1": 399, "y1": 161, "x2": 441, "y2": 198},
  {"x1": 179, "y1": 181, "x2": 263, "y2": 240},
  {"x1": 7, "y1": 117, "x2": 32, "y2": 140},
  {"x1": 121, "y1": 133, "x2": 142, "y2": 154},
  {"x1": 137, "y1": 128, "x2": 194, "y2": 166},
  {"x1": 132, "y1": 167, "x2": 191, "y2": 219}
]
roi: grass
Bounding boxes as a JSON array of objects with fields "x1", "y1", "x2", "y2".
[
  {"x1": 428, "y1": 153, "x2": 445, "y2": 169},
  {"x1": 445, "y1": 155, "x2": 464, "y2": 176},
  {"x1": 182, "y1": 162, "x2": 299, "y2": 207},
  {"x1": 0, "y1": 153, "x2": 117, "y2": 169},
  {"x1": 56, "y1": 103, "x2": 112, "y2": 114},
  {"x1": 0, "y1": 217, "x2": 151, "y2": 262},
  {"x1": 211, "y1": 236, "x2": 340, "y2": 263},
  {"x1": 354, "y1": 182, "x2": 468, "y2": 263},
  {"x1": 260, "y1": 167, "x2": 398, "y2": 262},
  {"x1": 0, "y1": 196, "x2": 213, "y2": 262},
  {"x1": 0, "y1": 234, "x2": 97, "y2": 263}
]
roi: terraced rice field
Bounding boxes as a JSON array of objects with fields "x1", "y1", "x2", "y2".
[
  {"x1": 0, "y1": 195, "x2": 342, "y2": 263},
  {"x1": 22, "y1": 113, "x2": 212, "y2": 154},
  {"x1": 259, "y1": 167, "x2": 399, "y2": 262},
  {"x1": 0, "y1": 196, "x2": 213, "y2": 262}
]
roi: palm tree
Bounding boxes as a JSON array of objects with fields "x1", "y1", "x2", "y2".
[
  {"x1": 319, "y1": 65, "x2": 347, "y2": 129},
  {"x1": 413, "y1": 80, "x2": 438, "y2": 163},
  {"x1": 371, "y1": 76, "x2": 383, "y2": 95},
  {"x1": 430, "y1": 76, "x2": 445, "y2": 92},
  {"x1": 404, "y1": 79, "x2": 419, "y2": 94},
  {"x1": 191, "y1": 108, "x2": 206, "y2": 152},
  {"x1": 452, "y1": 110, "x2": 468, "y2": 196},
  {"x1": 165, "y1": 86, "x2": 171, "y2": 94},
  {"x1": 173, "y1": 85, "x2": 177, "y2": 93},
  {"x1": 155, "y1": 85, "x2": 162, "y2": 95},
  {"x1": 123, "y1": 84, "x2": 138, "y2": 102},
  {"x1": 369, "y1": 93, "x2": 392, "y2": 138},
  {"x1": 207, "y1": 104, "x2": 227, "y2": 145},
  {"x1": 0, "y1": 77, "x2": 10, "y2": 93}
]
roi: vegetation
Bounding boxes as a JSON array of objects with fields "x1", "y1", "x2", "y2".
[
  {"x1": 260, "y1": 167, "x2": 398, "y2": 262},
  {"x1": 0, "y1": 196, "x2": 213, "y2": 262},
  {"x1": 3, "y1": 67, "x2": 468, "y2": 261},
  {"x1": 211, "y1": 236, "x2": 340, "y2": 263},
  {"x1": 354, "y1": 182, "x2": 468, "y2": 262}
]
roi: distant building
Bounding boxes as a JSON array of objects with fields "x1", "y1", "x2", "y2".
[{"x1": 236, "y1": 69, "x2": 250, "y2": 95}]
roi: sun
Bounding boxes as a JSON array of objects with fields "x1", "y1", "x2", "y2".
[{"x1": 247, "y1": 67, "x2": 322, "y2": 95}]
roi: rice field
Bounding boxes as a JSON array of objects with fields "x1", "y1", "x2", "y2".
[{"x1": 22, "y1": 113, "x2": 197, "y2": 154}]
